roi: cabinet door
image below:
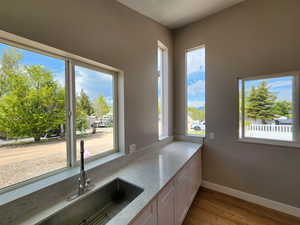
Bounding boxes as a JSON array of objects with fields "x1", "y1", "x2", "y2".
[
  {"x1": 131, "y1": 200, "x2": 157, "y2": 225},
  {"x1": 158, "y1": 181, "x2": 175, "y2": 225},
  {"x1": 189, "y1": 152, "x2": 202, "y2": 203},
  {"x1": 174, "y1": 165, "x2": 190, "y2": 225}
]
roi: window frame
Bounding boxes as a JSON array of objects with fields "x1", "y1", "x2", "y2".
[
  {"x1": 157, "y1": 40, "x2": 169, "y2": 140},
  {"x1": 237, "y1": 71, "x2": 300, "y2": 147},
  {"x1": 72, "y1": 60, "x2": 119, "y2": 166},
  {"x1": 184, "y1": 45, "x2": 206, "y2": 137},
  {"x1": 0, "y1": 30, "x2": 124, "y2": 194}
]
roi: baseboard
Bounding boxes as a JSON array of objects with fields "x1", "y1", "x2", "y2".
[{"x1": 202, "y1": 180, "x2": 300, "y2": 218}]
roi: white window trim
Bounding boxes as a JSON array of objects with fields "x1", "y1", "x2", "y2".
[
  {"x1": 184, "y1": 45, "x2": 206, "y2": 137},
  {"x1": 0, "y1": 29, "x2": 125, "y2": 194},
  {"x1": 237, "y1": 71, "x2": 300, "y2": 147},
  {"x1": 158, "y1": 40, "x2": 169, "y2": 140}
]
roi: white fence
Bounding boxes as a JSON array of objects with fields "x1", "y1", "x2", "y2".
[{"x1": 245, "y1": 124, "x2": 292, "y2": 141}]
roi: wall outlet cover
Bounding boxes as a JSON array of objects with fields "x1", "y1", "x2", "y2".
[
  {"x1": 129, "y1": 144, "x2": 137, "y2": 153},
  {"x1": 209, "y1": 132, "x2": 215, "y2": 140}
]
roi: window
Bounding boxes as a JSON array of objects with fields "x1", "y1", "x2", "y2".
[
  {"x1": 74, "y1": 64, "x2": 116, "y2": 160},
  {"x1": 0, "y1": 43, "x2": 67, "y2": 189},
  {"x1": 157, "y1": 41, "x2": 168, "y2": 139},
  {"x1": 0, "y1": 36, "x2": 120, "y2": 191},
  {"x1": 186, "y1": 46, "x2": 205, "y2": 136},
  {"x1": 239, "y1": 72, "x2": 299, "y2": 144}
]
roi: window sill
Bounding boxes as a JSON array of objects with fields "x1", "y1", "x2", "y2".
[
  {"x1": 0, "y1": 152, "x2": 125, "y2": 206},
  {"x1": 238, "y1": 138, "x2": 300, "y2": 148},
  {"x1": 174, "y1": 135, "x2": 204, "y2": 144},
  {"x1": 159, "y1": 136, "x2": 170, "y2": 141}
]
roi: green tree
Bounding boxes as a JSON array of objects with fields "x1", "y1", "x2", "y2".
[
  {"x1": 245, "y1": 81, "x2": 276, "y2": 123},
  {"x1": 0, "y1": 48, "x2": 23, "y2": 96},
  {"x1": 76, "y1": 108, "x2": 89, "y2": 133},
  {"x1": 273, "y1": 101, "x2": 292, "y2": 118},
  {"x1": 188, "y1": 107, "x2": 205, "y2": 121},
  {"x1": 94, "y1": 95, "x2": 110, "y2": 118},
  {"x1": 77, "y1": 89, "x2": 94, "y2": 116},
  {"x1": 0, "y1": 49, "x2": 65, "y2": 141}
]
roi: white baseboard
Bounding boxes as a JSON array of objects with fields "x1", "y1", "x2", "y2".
[{"x1": 202, "y1": 180, "x2": 300, "y2": 218}]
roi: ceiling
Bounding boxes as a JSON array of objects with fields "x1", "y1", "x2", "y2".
[{"x1": 117, "y1": 0, "x2": 245, "y2": 29}]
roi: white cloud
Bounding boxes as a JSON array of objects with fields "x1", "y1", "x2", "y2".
[
  {"x1": 74, "y1": 66, "x2": 113, "y2": 100},
  {"x1": 275, "y1": 88, "x2": 292, "y2": 101},
  {"x1": 188, "y1": 100, "x2": 205, "y2": 108},
  {"x1": 187, "y1": 48, "x2": 205, "y2": 74},
  {"x1": 267, "y1": 80, "x2": 292, "y2": 89},
  {"x1": 188, "y1": 80, "x2": 205, "y2": 96},
  {"x1": 53, "y1": 74, "x2": 65, "y2": 87}
]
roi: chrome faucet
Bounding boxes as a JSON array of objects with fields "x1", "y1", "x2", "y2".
[
  {"x1": 67, "y1": 140, "x2": 93, "y2": 201},
  {"x1": 78, "y1": 140, "x2": 90, "y2": 195}
]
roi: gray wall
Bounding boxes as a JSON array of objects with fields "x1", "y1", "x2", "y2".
[
  {"x1": 0, "y1": 0, "x2": 173, "y2": 151},
  {"x1": 173, "y1": 0, "x2": 300, "y2": 207}
]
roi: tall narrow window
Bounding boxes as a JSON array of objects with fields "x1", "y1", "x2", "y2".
[
  {"x1": 0, "y1": 43, "x2": 67, "y2": 189},
  {"x1": 74, "y1": 64, "x2": 116, "y2": 160},
  {"x1": 157, "y1": 41, "x2": 168, "y2": 139},
  {"x1": 186, "y1": 47, "x2": 205, "y2": 136},
  {"x1": 239, "y1": 74, "x2": 296, "y2": 142}
]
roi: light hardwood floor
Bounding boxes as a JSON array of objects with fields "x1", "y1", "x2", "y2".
[{"x1": 183, "y1": 188, "x2": 300, "y2": 225}]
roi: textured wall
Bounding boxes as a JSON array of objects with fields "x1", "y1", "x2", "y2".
[
  {"x1": 0, "y1": 0, "x2": 173, "y2": 150},
  {"x1": 173, "y1": 0, "x2": 300, "y2": 207}
]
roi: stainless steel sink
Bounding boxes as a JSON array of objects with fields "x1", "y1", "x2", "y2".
[{"x1": 38, "y1": 178, "x2": 143, "y2": 225}]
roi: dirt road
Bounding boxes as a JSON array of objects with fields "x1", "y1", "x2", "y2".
[{"x1": 0, "y1": 129, "x2": 113, "y2": 189}]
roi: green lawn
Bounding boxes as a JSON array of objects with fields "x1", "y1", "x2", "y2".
[{"x1": 188, "y1": 130, "x2": 205, "y2": 136}]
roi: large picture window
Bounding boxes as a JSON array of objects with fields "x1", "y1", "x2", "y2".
[
  {"x1": 239, "y1": 72, "x2": 299, "y2": 145},
  {"x1": 0, "y1": 43, "x2": 67, "y2": 189},
  {"x1": 0, "y1": 37, "x2": 120, "y2": 191},
  {"x1": 186, "y1": 46, "x2": 205, "y2": 136}
]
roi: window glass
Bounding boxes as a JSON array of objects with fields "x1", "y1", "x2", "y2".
[
  {"x1": 74, "y1": 65, "x2": 114, "y2": 160},
  {"x1": 0, "y1": 43, "x2": 66, "y2": 189},
  {"x1": 186, "y1": 47, "x2": 205, "y2": 136},
  {"x1": 157, "y1": 47, "x2": 163, "y2": 138},
  {"x1": 239, "y1": 76, "x2": 294, "y2": 141}
]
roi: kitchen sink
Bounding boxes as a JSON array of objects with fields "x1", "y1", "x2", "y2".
[{"x1": 37, "y1": 178, "x2": 143, "y2": 225}]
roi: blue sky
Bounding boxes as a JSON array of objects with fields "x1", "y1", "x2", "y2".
[
  {"x1": 0, "y1": 43, "x2": 114, "y2": 105},
  {"x1": 187, "y1": 47, "x2": 205, "y2": 108},
  {"x1": 244, "y1": 76, "x2": 293, "y2": 102}
]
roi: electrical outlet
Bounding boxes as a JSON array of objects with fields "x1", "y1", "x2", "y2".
[
  {"x1": 129, "y1": 144, "x2": 137, "y2": 153},
  {"x1": 209, "y1": 132, "x2": 215, "y2": 140}
]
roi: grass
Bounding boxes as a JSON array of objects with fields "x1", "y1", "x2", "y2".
[{"x1": 188, "y1": 130, "x2": 205, "y2": 136}]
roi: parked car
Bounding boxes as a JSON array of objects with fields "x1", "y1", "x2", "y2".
[
  {"x1": 273, "y1": 116, "x2": 292, "y2": 125},
  {"x1": 191, "y1": 121, "x2": 205, "y2": 130}
]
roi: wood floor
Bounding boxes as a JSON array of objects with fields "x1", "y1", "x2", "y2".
[{"x1": 183, "y1": 188, "x2": 300, "y2": 225}]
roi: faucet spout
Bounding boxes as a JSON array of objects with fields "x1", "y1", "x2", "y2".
[{"x1": 78, "y1": 140, "x2": 90, "y2": 195}]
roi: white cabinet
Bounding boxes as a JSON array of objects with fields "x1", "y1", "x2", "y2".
[
  {"x1": 157, "y1": 181, "x2": 175, "y2": 225},
  {"x1": 131, "y1": 200, "x2": 157, "y2": 225},
  {"x1": 175, "y1": 151, "x2": 202, "y2": 225},
  {"x1": 131, "y1": 150, "x2": 202, "y2": 225},
  {"x1": 189, "y1": 152, "x2": 202, "y2": 202},
  {"x1": 174, "y1": 164, "x2": 190, "y2": 225}
]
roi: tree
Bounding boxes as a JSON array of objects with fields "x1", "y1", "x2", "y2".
[
  {"x1": 273, "y1": 101, "x2": 292, "y2": 118},
  {"x1": 94, "y1": 95, "x2": 110, "y2": 118},
  {"x1": 245, "y1": 81, "x2": 276, "y2": 124},
  {"x1": 0, "y1": 48, "x2": 23, "y2": 96},
  {"x1": 0, "y1": 49, "x2": 65, "y2": 141},
  {"x1": 76, "y1": 108, "x2": 89, "y2": 134},
  {"x1": 188, "y1": 107, "x2": 205, "y2": 121},
  {"x1": 77, "y1": 89, "x2": 94, "y2": 116}
]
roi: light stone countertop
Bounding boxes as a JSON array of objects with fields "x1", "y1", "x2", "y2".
[{"x1": 19, "y1": 141, "x2": 202, "y2": 225}]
